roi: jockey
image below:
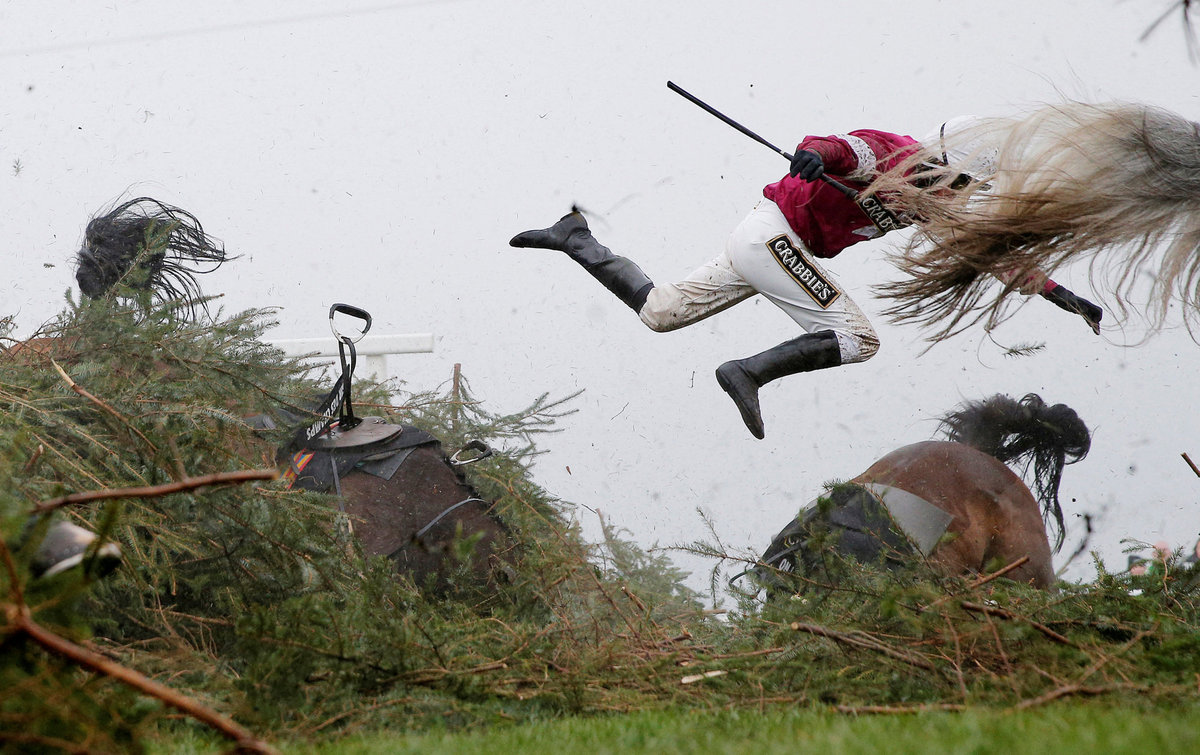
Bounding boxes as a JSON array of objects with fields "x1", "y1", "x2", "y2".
[{"x1": 510, "y1": 119, "x2": 1103, "y2": 440}]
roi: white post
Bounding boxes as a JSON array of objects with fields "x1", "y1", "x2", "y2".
[{"x1": 269, "y1": 333, "x2": 435, "y2": 380}]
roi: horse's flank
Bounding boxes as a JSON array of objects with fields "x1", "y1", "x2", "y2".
[{"x1": 852, "y1": 440, "x2": 1055, "y2": 588}]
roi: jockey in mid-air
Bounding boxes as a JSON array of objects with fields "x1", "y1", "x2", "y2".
[{"x1": 511, "y1": 112, "x2": 1107, "y2": 439}]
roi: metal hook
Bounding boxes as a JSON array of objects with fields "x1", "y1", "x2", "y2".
[
  {"x1": 449, "y1": 439, "x2": 493, "y2": 466},
  {"x1": 328, "y1": 303, "x2": 372, "y2": 344}
]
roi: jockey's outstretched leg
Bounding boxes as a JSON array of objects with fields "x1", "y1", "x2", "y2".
[
  {"x1": 510, "y1": 208, "x2": 755, "y2": 327},
  {"x1": 510, "y1": 202, "x2": 878, "y2": 439},
  {"x1": 510, "y1": 210, "x2": 655, "y2": 312}
]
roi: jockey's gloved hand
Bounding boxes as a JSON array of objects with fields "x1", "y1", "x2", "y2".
[
  {"x1": 1042, "y1": 283, "x2": 1103, "y2": 335},
  {"x1": 789, "y1": 150, "x2": 824, "y2": 182}
]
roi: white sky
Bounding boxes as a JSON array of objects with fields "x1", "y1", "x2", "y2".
[{"x1": 3, "y1": 1, "x2": 1199, "y2": 597}]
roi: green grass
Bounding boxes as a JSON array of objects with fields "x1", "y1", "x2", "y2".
[{"x1": 265, "y1": 703, "x2": 1200, "y2": 755}]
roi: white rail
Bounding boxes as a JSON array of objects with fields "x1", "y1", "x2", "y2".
[{"x1": 270, "y1": 333, "x2": 435, "y2": 379}]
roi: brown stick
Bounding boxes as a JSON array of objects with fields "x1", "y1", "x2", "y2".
[
  {"x1": 960, "y1": 601, "x2": 1075, "y2": 646},
  {"x1": 401, "y1": 661, "x2": 510, "y2": 685},
  {"x1": 50, "y1": 358, "x2": 158, "y2": 452},
  {"x1": 0, "y1": 538, "x2": 25, "y2": 607},
  {"x1": 1183, "y1": 452, "x2": 1200, "y2": 479},
  {"x1": 34, "y1": 469, "x2": 279, "y2": 514},
  {"x1": 965, "y1": 556, "x2": 1030, "y2": 589},
  {"x1": 924, "y1": 556, "x2": 1032, "y2": 612},
  {"x1": 709, "y1": 647, "x2": 789, "y2": 661},
  {"x1": 22, "y1": 443, "x2": 44, "y2": 475},
  {"x1": 0, "y1": 731, "x2": 93, "y2": 754},
  {"x1": 1013, "y1": 682, "x2": 1140, "y2": 710},
  {"x1": 12, "y1": 608, "x2": 277, "y2": 754},
  {"x1": 621, "y1": 584, "x2": 649, "y2": 613},
  {"x1": 790, "y1": 621, "x2": 936, "y2": 671}
]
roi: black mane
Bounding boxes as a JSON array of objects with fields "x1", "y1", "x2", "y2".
[{"x1": 75, "y1": 197, "x2": 230, "y2": 321}]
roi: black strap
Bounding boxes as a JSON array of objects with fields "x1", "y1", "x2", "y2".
[
  {"x1": 289, "y1": 312, "x2": 367, "y2": 447},
  {"x1": 335, "y1": 335, "x2": 361, "y2": 431}
]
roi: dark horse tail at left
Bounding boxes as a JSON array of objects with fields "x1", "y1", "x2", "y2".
[{"x1": 937, "y1": 393, "x2": 1091, "y2": 551}]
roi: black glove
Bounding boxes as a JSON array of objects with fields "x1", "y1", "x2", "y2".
[
  {"x1": 789, "y1": 150, "x2": 824, "y2": 182},
  {"x1": 1042, "y1": 284, "x2": 1103, "y2": 335}
]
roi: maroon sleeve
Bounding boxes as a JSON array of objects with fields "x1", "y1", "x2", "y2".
[
  {"x1": 797, "y1": 130, "x2": 920, "y2": 178},
  {"x1": 796, "y1": 135, "x2": 860, "y2": 175}
]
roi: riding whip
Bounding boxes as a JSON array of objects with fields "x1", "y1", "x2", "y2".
[{"x1": 666, "y1": 81, "x2": 905, "y2": 233}]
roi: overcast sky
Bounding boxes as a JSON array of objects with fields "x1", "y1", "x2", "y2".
[{"x1": 4, "y1": 1, "x2": 1199, "y2": 597}]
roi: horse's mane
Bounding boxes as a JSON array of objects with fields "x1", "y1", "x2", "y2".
[
  {"x1": 937, "y1": 393, "x2": 1091, "y2": 551},
  {"x1": 77, "y1": 197, "x2": 232, "y2": 322},
  {"x1": 868, "y1": 101, "x2": 1200, "y2": 341}
]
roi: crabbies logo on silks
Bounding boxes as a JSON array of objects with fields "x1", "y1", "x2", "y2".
[{"x1": 765, "y1": 234, "x2": 842, "y2": 308}]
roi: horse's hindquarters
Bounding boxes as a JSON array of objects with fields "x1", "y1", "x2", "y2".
[{"x1": 337, "y1": 445, "x2": 510, "y2": 592}]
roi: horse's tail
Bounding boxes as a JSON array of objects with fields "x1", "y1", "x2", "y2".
[
  {"x1": 938, "y1": 393, "x2": 1091, "y2": 551},
  {"x1": 873, "y1": 101, "x2": 1200, "y2": 341}
]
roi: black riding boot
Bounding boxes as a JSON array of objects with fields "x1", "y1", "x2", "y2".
[
  {"x1": 510, "y1": 210, "x2": 655, "y2": 312},
  {"x1": 715, "y1": 331, "x2": 843, "y2": 440}
]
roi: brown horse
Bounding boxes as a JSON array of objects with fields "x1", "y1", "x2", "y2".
[
  {"x1": 277, "y1": 417, "x2": 512, "y2": 592},
  {"x1": 338, "y1": 442, "x2": 509, "y2": 589},
  {"x1": 65, "y1": 196, "x2": 513, "y2": 591},
  {"x1": 755, "y1": 393, "x2": 1091, "y2": 592}
]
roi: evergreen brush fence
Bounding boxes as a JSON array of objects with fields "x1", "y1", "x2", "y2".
[{"x1": 2, "y1": 297, "x2": 1198, "y2": 753}]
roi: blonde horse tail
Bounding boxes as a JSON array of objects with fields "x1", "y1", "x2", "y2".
[{"x1": 871, "y1": 102, "x2": 1200, "y2": 341}]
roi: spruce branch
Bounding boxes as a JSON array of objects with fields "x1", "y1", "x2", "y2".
[
  {"x1": 10, "y1": 601, "x2": 277, "y2": 753},
  {"x1": 789, "y1": 621, "x2": 938, "y2": 671},
  {"x1": 34, "y1": 469, "x2": 279, "y2": 514},
  {"x1": 1, "y1": 537, "x2": 274, "y2": 752},
  {"x1": 50, "y1": 358, "x2": 158, "y2": 453}
]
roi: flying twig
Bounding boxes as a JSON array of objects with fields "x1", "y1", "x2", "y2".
[
  {"x1": 1182, "y1": 452, "x2": 1200, "y2": 478},
  {"x1": 1140, "y1": 0, "x2": 1199, "y2": 63}
]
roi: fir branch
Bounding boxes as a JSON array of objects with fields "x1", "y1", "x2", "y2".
[
  {"x1": 959, "y1": 601, "x2": 1076, "y2": 647},
  {"x1": 49, "y1": 358, "x2": 158, "y2": 453},
  {"x1": 1002, "y1": 342, "x2": 1047, "y2": 358},
  {"x1": 9, "y1": 606, "x2": 277, "y2": 754},
  {"x1": 34, "y1": 469, "x2": 279, "y2": 514},
  {"x1": 789, "y1": 621, "x2": 938, "y2": 671}
]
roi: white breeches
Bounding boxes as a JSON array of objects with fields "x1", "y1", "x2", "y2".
[{"x1": 638, "y1": 201, "x2": 879, "y2": 364}]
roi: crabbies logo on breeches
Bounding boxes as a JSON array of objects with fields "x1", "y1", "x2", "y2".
[{"x1": 765, "y1": 235, "x2": 841, "y2": 308}]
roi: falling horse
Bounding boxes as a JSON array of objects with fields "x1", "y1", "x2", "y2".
[
  {"x1": 69, "y1": 197, "x2": 512, "y2": 590},
  {"x1": 279, "y1": 414, "x2": 510, "y2": 591},
  {"x1": 271, "y1": 303, "x2": 510, "y2": 591},
  {"x1": 755, "y1": 393, "x2": 1091, "y2": 592}
]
